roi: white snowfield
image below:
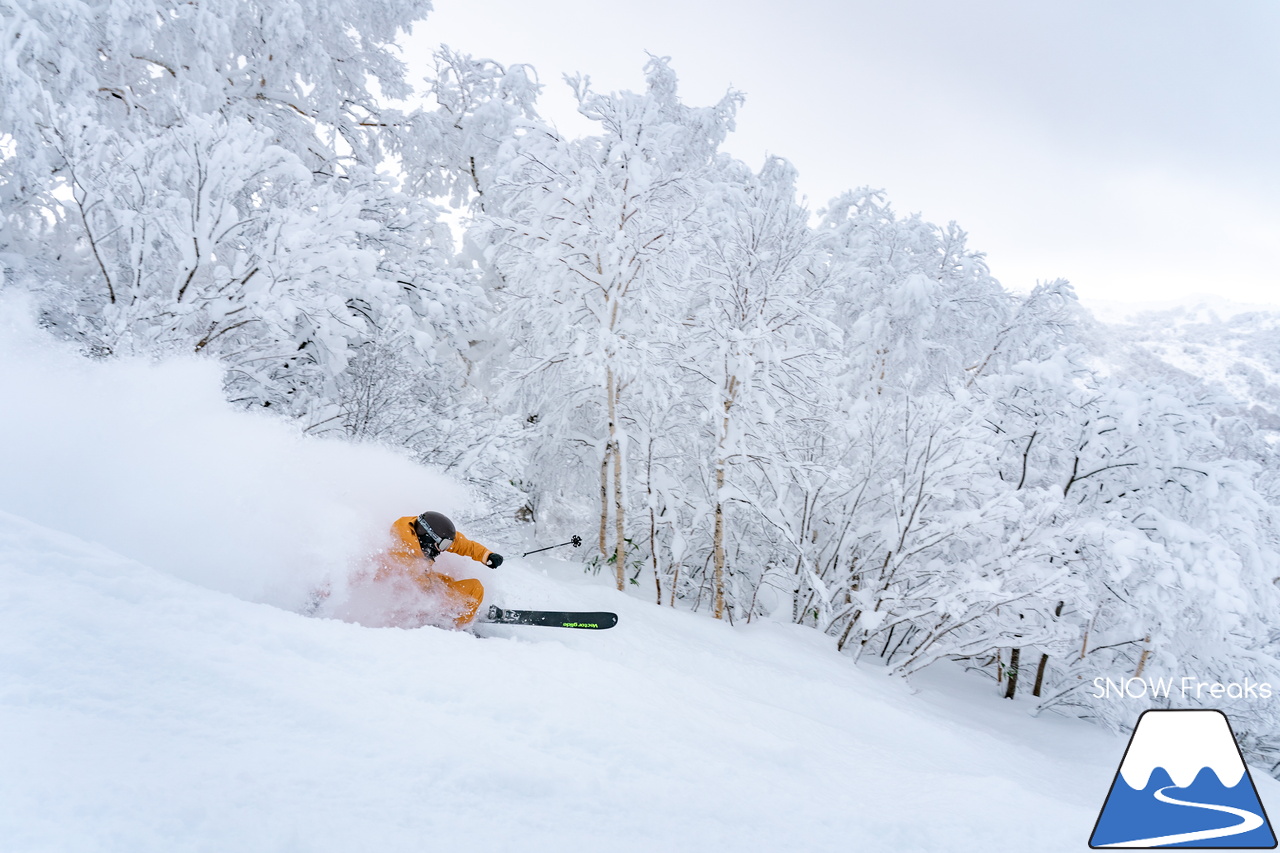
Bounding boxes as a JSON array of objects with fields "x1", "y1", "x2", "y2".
[
  {"x1": 0, "y1": 301, "x2": 1274, "y2": 852},
  {"x1": 1, "y1": 510, "x2": 1117, "y2": 853}
]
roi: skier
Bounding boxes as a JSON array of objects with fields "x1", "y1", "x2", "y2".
[{"x1": 378, "y1": 511, "x2": 503, "y2": 627}]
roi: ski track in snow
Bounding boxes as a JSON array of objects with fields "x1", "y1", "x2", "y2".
[{"x1": 1099, "y1": 785, "x2": 1265, "y2": 848}]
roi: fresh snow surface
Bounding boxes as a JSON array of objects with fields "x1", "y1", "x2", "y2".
[
  {"x1": 2, "y1": 300, "x2": 1276, "y2": 852},
  {"x1": 0, "y1": 510, "x2": 1126, "y2": 853}
]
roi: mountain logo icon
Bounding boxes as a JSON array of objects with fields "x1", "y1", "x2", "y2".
[{"x1": 1090, "y1": 709, "x2": 1277, "y2": 848}]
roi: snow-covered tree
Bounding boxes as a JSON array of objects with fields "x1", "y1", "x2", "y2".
[
  {"x1": 398, "y1": 46, "x2": 542, "y2": 209},
  {"x1": 794, "y1": 190, "x2": 1069, "y2": 672},
  {"x1": 481, "y1": 58, "x2": 741, "y2": 589},
  {"x1": 1034, "y1": 380, "x2": 1280, "y2": 709},
  {"x1": 675, "y1": 155, "x2": 834, "y2": 619},
  {"x1": 0, "y1": 0, "x2": 493, "y2": 454}
]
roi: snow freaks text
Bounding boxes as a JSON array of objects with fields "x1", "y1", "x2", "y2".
[{"x1": 1091, "y1": 677, "x2": 1275, "y2": 701}]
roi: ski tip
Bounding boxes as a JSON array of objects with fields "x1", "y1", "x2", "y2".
[{"x1": 555, "y1": 613, "x2": 618, "y2": 630}]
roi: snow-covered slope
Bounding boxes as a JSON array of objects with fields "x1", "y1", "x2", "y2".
[
  {"x1": 1, "y1": 508, "x2": 1125, "y2": 853},
  {"x1": 1083, "y1": 294, "x2": 1280, "y2": 434},
  {"x1": 1, "y1": 296, "x2": 1275, "y2": 852}
]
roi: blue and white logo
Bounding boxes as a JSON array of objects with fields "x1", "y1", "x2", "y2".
[{"x1": 1090, "y1": 709, "x2": 1276, "y2": 848}]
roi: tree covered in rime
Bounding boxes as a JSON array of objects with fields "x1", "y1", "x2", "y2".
[
  {"x1": 775, "y1": 193, "x2": 1069, "y2": 675},
  {"x1": 1033, "y1": 380, "x2": 1280, "y2": 709},
  {"x1": 0, "y1": 0, "x2": 492, "y2": 464},
  {"x1": 673, "y1": 156, "x2": 835, "y2": 620},
  {"x1": 398, "y1": 47, "x2": 543, "y2": 209},
  {"x1": 480, "y1": 58, "x2": 741, "y2": 590}
]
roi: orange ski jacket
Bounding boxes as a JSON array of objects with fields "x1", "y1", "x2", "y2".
[
  {"x1": 379, "y1": 516, "x2": 491, "y2": 626},
  {"x1": 387, "y1": 516, "x2": 493, "y2": 565}
]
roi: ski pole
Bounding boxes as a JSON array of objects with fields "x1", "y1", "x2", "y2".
[{"x1": 521, "y1": 535, "x2": 583, "y2": 558}]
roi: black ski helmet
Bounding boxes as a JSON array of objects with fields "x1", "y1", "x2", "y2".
[{"x1": 413, "y1": 511, "x2": 456, "y2": 559}]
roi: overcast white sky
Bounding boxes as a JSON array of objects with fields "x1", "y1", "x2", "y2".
[{"x1": 402, "y1": 0, "x2": 1280, "y2": 306}]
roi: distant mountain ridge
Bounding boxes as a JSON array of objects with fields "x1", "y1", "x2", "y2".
[{"x1": 1085, "y1": 295, "x2": 1280, "y2": 437}]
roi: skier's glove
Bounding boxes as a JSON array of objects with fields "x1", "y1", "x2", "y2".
[{"x1": 486, "y1": 553, "x2": 504, "y2": 569}]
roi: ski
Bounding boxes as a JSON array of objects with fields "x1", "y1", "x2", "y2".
[{"x1": 481, "y1": 606, "x2": 618, "y2": 630}]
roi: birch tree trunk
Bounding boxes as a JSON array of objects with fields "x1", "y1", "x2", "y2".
[
  {"x1": 712, "y1": 373, "x2": 738, "y2": 620},
  {"x1": 646, "y1": 435, "x2": 661, "y2": 604},
  {"x1": 713, "y1": 461, "x2": 727, "y2": 619},
  {"x1": 1133, "y1": 635, "x2": 1152, "y2": 679},
  {"x1": 599, "y1": 445, "x2": 610, "y2": 559},
  {"x1": 606, "y1": 365, "x2": 626, "y2": 591},
  {"x1": 613, "y1": 439, "x2": 626, "y2": 590}
]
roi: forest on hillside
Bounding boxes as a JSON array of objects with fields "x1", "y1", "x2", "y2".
[{"x1": 4, "y1": 0, "x2": 1280, "y2": 767}]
